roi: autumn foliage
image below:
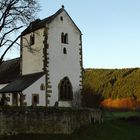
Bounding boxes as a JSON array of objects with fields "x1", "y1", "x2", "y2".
[
  {"x1": 83, "y1": 68, "x2": 140, "y2": 110},
  {"x1": 101, "y1": 98, "x2": 140, "y2": 110}
]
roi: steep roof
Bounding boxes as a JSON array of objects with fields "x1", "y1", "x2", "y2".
[
  {"x1": 21, "y1": 6, "x2": 82, "y2": 35},
  {"x1": 0, "y1": 72, "x2": 44, "y2": 93},
  {"x1": 0, "y1": 58, "x2": 20, "y2": 84}
]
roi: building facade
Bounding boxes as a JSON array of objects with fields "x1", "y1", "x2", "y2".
[{"x1": 0, "y1": 6, "x2": 83, "y2": 107}]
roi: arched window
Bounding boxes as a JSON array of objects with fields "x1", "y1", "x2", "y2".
[
  {"x1": 58, "y1": 77, "x2": 73, "y2": 101},
  {"x1": 63, "y1": 47, "x2": 67, "y2": 54}
]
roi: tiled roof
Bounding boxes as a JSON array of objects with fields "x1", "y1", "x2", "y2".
[
  {"x1": 21, "y1": 7, "x2": 82, "y2": 35},
  {"x1": 0, "y1": 58, "x2": 20, "y2": 84},
  {"x1": 0, "y1": 72, "x2": 44, "y2": 93}
]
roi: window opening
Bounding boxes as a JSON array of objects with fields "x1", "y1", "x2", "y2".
[
  {"x1": 32, "y1": 94, "x2": 39, "y2": 106},
  {"x1": 30, "y1": 33, "x2": 35, "y2": 45},
  {"x1": 63, "y1": 47, "x2": 67, "y2": 54},
  {"x1": 64, "y1": 33, "x2": 68, "y2": 44},
  {"x1": 61, "y1": 32, "x2": 64, "y2": 43},
  {"x1": 61, "y1": 33, "x2": 68, "y2": 44},
  {"x1": 59, "y1": 77, "x2": 73, "y2": 101},
  {"x1": 60, "y1": 16, "x2": 63, "y2": 21}
]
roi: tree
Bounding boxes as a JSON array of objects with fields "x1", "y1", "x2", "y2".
[{"x1": 0, "y1": 0, "x2": 40, "y2": 64}]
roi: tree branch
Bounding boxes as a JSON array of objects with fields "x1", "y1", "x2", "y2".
[
  {"x1": 0, "y1": 26, "x2": 23, "y2": 47},
  {"x1": 0, "y1": 1, "x2": 17, "y2": 31},
  {"x1": 0, "y1": 0, "x2": 40, "y2": 64},
  {"x1": 0, "y1": 34, "x2": 21, "y2": 64}
]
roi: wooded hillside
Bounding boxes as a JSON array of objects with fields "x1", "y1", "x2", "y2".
[{"x1": 83, "y1": 68, "x2": 140, "y2": 109}]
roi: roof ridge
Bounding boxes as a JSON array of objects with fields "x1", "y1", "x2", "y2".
[
  {"x1": 21, "y1": 7, "x2": 64, "y2": 35},
  {"x1": 3, "y1": 57, "x2": 20, "y2": 63}
]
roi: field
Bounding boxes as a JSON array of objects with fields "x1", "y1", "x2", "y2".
[{"x1": 1, "y1": 111, "x2": 140, "y2": 140}]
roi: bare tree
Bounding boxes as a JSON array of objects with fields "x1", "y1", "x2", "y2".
[{"x1": 0, "y1": 0, "x2": 40, "y2": 64}]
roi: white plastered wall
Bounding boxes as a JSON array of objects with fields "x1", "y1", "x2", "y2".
[
  {"x1": 22, "y1": 28, "x2": 44, "y2": 75},
  {"x1": 47, "y1": 11, "x2": 82, "y2": 107},
  {"x1": 23, "y1": 75, "x2": 46, "y2": 106},
  {"x1": 0, "y1": 84, "x2": 12, "y2": 105},
  {"x1": 0, "y1": 84, "x2": 8, "y2": 89}
]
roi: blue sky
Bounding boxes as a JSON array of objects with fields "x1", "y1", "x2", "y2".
[{"x1": 3, "y1": 0, "x2": 140, "y2": 68}]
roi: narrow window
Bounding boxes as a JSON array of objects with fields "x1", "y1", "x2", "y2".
[
  {"x1": 64, "y1": 33, "x2": 68, "y2": 44},
  {"x1": 30, "y1": 34, "x2": 35, "y2": 45},
  {"x1": 60, "y1": 16, "x2": 63, "y2": 21},
  {"x1": 32, "y1": 94, "x2": 39, "y2": 106},
  {"x1": 61, "y1": 32, "x2": 64, "y2": 43},
  {"x1": 40, "y1": 83, "x2": 45, "y2": 90},
  {"x1": 63, "y1": 47, "x2": 67, "y2": 54}
]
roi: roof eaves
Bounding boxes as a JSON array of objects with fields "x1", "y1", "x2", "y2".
[
  {"x1": 0, "y1": 72, "x2": 45, "y2": 93},
  {"x1": 21, "y1": 72, "x2": 45, "y2": 90},
  {"x1": 21, "y1": 7, "x2": 82, "y2": 36}
]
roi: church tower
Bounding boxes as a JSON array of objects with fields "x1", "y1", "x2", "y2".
[{"x1": 21, "y1": 6, "x2": 83, "y2": 107}]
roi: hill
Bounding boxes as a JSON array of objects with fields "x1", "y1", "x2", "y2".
[{"x1": 83, "y1": 68, "x2": 140, "y2": 109}]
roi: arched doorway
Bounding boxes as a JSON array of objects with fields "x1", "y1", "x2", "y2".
[{"x1": 58, "y1": 77, "x2": 73, "y2": 101}]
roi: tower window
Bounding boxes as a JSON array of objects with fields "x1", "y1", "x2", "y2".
[
  {"x1": 61, "y1": 32, "x2": 64, "y2": 43},
  {"x1": 30, "y1": 34, "x2": 35, "y2": 45},
  {"x1": 60, "y1": 16, "x2": 63, "y2": 21},
  {"x1": 64, "y1": 33, "x2": 68, "y2": 44},
  {"x1": 61, "y1": 32, "x2": 68, "y2": 44},
  {"x1": 63, "y1": 47, "x2": 67, "y2": 54}
]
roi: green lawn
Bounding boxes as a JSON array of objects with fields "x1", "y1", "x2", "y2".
[
  {"x1": 74, "y1": 120, "x2": 140, "y2": 140},
  {"x1": 1, "y1": 111, "x2": 140, "y2": 140},
  {"x1": 104, "y1": 110, "x2": 140, "y2": 120}
]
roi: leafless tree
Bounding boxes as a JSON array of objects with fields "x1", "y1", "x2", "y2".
[{"x1": 0, "y1": 0, "x2": 40, "y2": 65}]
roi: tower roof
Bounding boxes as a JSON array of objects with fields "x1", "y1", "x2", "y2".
[{"x1": 21, "y1": 6, "x2": 82, "y2": 35}]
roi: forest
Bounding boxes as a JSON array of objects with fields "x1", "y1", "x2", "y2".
[{"x1": 82, "y1": 68, "x2": 140, "y2": 109}]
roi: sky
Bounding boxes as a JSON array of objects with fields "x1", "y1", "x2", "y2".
[{"x1": 3, "y1": 0, "x2": 140, "y2": 68}]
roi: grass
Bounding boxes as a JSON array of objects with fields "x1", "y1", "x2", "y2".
[
  {"x1": 74, "y1": 121, "x2": 140, "y2": 140},
  {"x1": 1, "y1": 111, "x2": 140, "y2": 140},
  {"x1": 104, "y1": 110, "x2": 140, "y2": 120}
]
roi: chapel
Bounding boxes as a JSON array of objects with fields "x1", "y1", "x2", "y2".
[{"x1": 0, "y1": 6, "x2": 83, "y2": 107}]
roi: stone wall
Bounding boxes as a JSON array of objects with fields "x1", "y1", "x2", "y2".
[{"x1": 0, "y1": 107, "x2": 94, "y2": 135}]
